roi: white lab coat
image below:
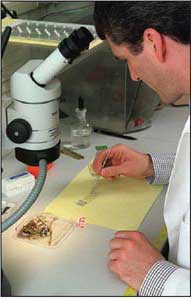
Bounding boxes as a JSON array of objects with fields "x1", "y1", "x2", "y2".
[{"x1": 163, "y1": 116, "x2": 190, "y2": 295}]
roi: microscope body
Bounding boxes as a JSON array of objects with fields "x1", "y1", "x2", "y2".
[
  {"x1": 6, "y1": 59, "x2": 63, "y2": 165},
  {"x1": 6, "y1": 27, "x2": 94, "y2": 165}
]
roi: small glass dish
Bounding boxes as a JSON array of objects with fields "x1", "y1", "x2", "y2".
[{"x1": 14, "y1": 213, "x2": 74, "y2": 249}]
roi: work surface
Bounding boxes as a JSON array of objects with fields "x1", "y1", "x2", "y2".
[{"x1": 2, "y1": 105, "x2": 189, "y2": 296}]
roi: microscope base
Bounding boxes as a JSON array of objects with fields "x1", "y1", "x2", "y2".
[{"x1": 15, "y1": 142, "x2": 60, "y2": 166}]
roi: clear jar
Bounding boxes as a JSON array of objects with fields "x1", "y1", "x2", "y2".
[{"x1": 71, "y1": 122, "x2": 92, "y2": 149}]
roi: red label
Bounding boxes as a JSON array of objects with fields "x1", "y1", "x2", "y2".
[
  {"x1": 75, "y1": 217, "x2": 86, "y2": 228},
  {"x1": 134, "y1": 117, "x2": 144, "y2": 127}
]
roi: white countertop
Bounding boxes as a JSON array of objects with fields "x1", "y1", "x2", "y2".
[{"x1": 2, "y1": 105, "x2": 189, "y2": 296}]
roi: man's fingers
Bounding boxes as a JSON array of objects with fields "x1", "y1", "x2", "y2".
[
  {"x1": 109, "y1": 249, "x2": 122, "y2": 260},
  {"x1": 115, "y1": 230, "x2": 144, "y2": 241},
  {"x1": 92, "y1": 149, "x2": 111, "y2": 174},
  {"x1": 108, "y1": 260, "x2": 119, "y2": 274},
  {"x1": 110, "y1": 237, "x2": 130, "y2": 249},
  {"x1": 110, "y1": 232, "x2": 141, "y2": 251},
  {"x1": 115, "y1": 231, "x2": 134, "y2": 239},
  {"x1": 105, "y1": 175, "x2": 118, "y2": 181},
  {"x1": 101, "y1": 165, "x2": 122, "y2": 178}
]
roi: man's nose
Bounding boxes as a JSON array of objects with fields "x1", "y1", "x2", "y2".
[{"x1": 128, "y1": 66, "x2": 140, "y2": 81}]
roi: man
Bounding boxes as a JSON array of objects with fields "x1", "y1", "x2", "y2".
[{"x1": 93, "y1": 2, "x2": 190, "y2": 296}]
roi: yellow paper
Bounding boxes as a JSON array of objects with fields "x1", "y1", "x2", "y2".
[
  {"x1": 45, "y1": 165, "x2": 162, "y2": 231},
  {"x1": 153, "y1": 224, "x2": 167, "y2": 251}
]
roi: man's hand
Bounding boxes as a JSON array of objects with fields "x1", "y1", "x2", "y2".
[
  {"x1": 108, "y1": 231, "x2": 165, "y2": 290},
  {"x1": 92, "y1": 144, "x2": 154, "y2": 180}
]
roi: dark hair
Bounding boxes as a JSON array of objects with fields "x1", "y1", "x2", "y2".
[{"x1": 94, "y1": 1, "x2": 190, "y2": 54}]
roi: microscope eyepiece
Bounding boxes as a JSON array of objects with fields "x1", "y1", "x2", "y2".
[
  {"x1": 31, "y1": 27, "x2": 94, "y2": 86},
  {"x1": 58, "y1": 27, "x2": 94, "y2": 60}
]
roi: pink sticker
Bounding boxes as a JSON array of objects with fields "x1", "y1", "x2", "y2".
[
  {"x1": 134, "y1": 117, "x2": 144, "y2": 127},
  {"x1": 75, "y1": 217, "x2": 86, "y2": 228}
]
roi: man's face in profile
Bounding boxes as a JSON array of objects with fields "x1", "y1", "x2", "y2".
[{"x1": 106, "y1": 34, "x2": 187, "y2": 104}]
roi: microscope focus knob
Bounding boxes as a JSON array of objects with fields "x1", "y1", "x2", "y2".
[{"x1": 6, "y1": 119, "x2": 32, "y2": 144}]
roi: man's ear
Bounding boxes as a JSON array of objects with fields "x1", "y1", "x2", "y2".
[{"x1": 143, "y1": 28, "x2": 166, "y2": 63}]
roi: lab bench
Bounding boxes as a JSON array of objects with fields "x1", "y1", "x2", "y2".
[{"x1": 2, "y1": 105, "x2": 189, "y2": 296}]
